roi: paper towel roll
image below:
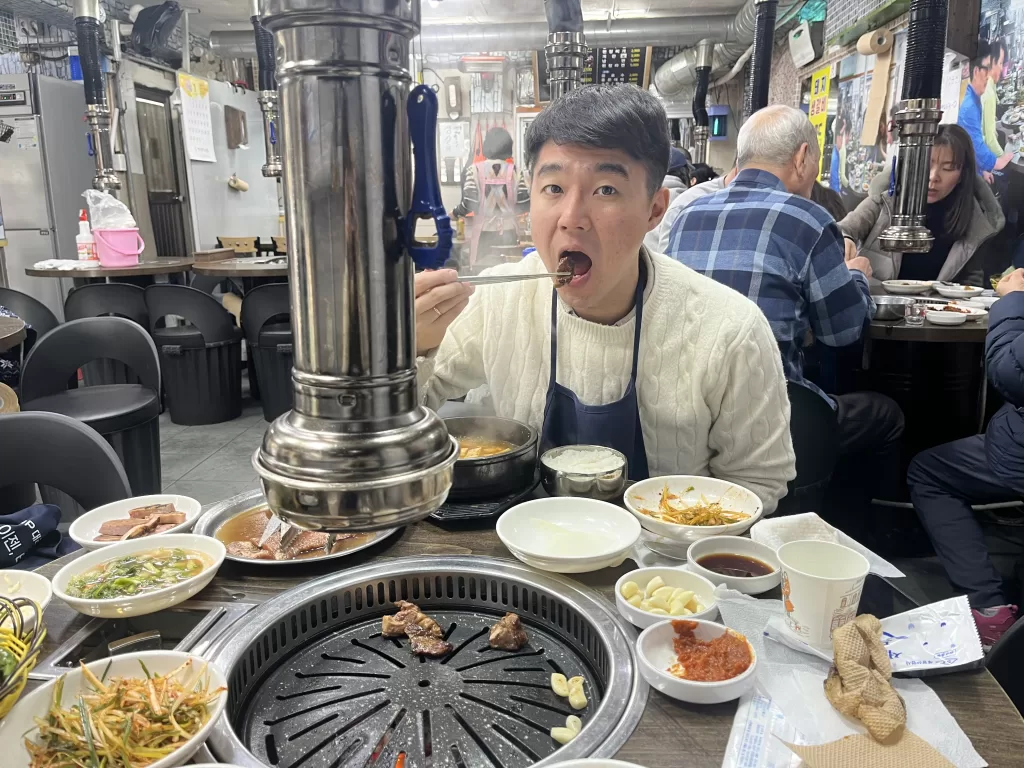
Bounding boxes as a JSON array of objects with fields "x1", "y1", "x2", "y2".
[
  {"x1": 0, "y1": 383, "x2": 20, "y2": 413},
  {"x1": 859, "y1": 28, "x2": 894, "y2": 148},
  {"x1": 856, "y1": 28, "x2": 893, "y2": 57}
]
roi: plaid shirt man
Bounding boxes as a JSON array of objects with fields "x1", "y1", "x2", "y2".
[{"x1": 665, "y1": 169, "x2": 874, "y2": 405}]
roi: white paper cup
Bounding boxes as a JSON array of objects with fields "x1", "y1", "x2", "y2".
[{"x1": 777, "y1": 540, "x2": 870, "y2": 650}]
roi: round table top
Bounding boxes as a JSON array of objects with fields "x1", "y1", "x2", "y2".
[
  {"x1": 869, "y1": 315, "x2": 988, "y2": 342},
  {"x1": 0, "y1": 316, "x2": 26, "y2": 353},
  {"x1": 869, "y1": 287, "x2": 989, "y2": 342},
  {"x1": 27, "y1": 513, "x2": 1024, "y2": 767},
  {"x1": 24, "y1": 257, "x2": 195, "y2": 278},
  {"x1": 192, "y1": 258, "x2": 288, "y2": 277}
]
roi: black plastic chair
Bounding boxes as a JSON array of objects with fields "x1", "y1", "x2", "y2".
[
  {"x1": 776, "y1": 381, "x2": 840, "y2": 516},
  {"x1": 0, "y1": 411, "x2": 132, "y2": 518},
  {"x1": 20, "y1": 317, "x2": 162, "y2": 497},
  {"x1": 64, "y1": 283, "x2": 150, "y2": 387},
  {"x1": 987, "y1": 615, "x2": 1024, "y2": 715},
  {"x1": 145, "y1": 284, "x2": 243, "y2": 425},
  {"x1": 0, "y1": 286, "x2": 59, "y2": 364},
  {"x1": 241, "y1": 283, "x2": 293, "y2": 422}
]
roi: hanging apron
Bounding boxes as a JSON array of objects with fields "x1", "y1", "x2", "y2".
[
  {"x1": 468, "y1": 160, "x2": 519, "y2": 270},
  {"x1": 540, "y1": 266, "x2": 650, "y2": 481}
]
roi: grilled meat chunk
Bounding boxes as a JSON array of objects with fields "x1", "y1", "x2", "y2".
[
  {"x1": 406, "y1": 623, "x2": 452, "y2": 657},
  {"x1": 555, "y1": 255, "x2": 574, "y2": 286},
  {"x1": 128, "y1": 503, "x2": 178, "y2": 519},
  {"x1": 381, "y1": 600, "x2": 443, "y2": 638},
  {"x1": 227, "y1": 541, "x2": 273, "y2": 560},
  {"x1": 489, "y1": 612, "x2": 529, "y2": 651}
]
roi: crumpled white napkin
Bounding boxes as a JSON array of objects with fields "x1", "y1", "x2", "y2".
[
  {"x1": 751, "y1": 512, "x2": 905, "y2": 578},
  {"x1": 31, "y1": 259, "x2": 95, "y2": 271}
]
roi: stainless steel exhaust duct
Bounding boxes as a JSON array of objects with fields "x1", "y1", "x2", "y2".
[
  {"x1": 879, "y1": 0, "x2": 948, "y2": 253},
  {"x1": 211, "y1": 16, "x2": 738, "y2": 58},
  {"x1": 744, "y1": 0, "x2": 778, "y2": 118},
  {"x1": 692, "y1": 39, "x2": 714, "y2": 164},
  {"x1": 254, "y1": 0, "x2": 458, "y2": 533},
  {"x1": 544, "y1": 0, "x2": 587, "y2": 100},
  {"x1": 74, "y1": 0, "x2": 120, "y2": 193},
  {"x1": 250, "y1": 0, "x2": 281, "y2": 178}
]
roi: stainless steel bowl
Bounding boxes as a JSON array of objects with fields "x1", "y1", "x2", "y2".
[
  {"x1": 540, "y1": 445, "x2": 628, "y2": 501},
  {"x1": 873, "y1": 295, "x2": 915, "y2": 320},
  {"x1": 445, "y1": 416, "x2": 538, "y2": 500}
]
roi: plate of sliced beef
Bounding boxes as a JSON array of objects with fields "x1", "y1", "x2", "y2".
[{"x1": 68, "y1": 494, "x2": 203, "y2": 551}]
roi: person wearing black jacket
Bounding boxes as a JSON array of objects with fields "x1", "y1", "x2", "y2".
[{"x1": 907, "y1": 268, "x2": 1024, "y2": 647}]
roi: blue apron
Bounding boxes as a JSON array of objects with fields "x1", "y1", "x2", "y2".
[{"x1": 540, "y1": 266, "x2": 650, "y2": 481}]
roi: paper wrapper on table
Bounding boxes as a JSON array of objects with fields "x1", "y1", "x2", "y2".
[
  {"x1": 715, "y1": 589, "x2": 985, "y2": 768},
  {"x1": 750, "y1": 512, "x2": 905, "y2": 578},
  {"x1": 785, "y1": 732, "x2": 956, "y2": 768},
  {"x1": 824, "y1": 614, "x2": 906, "y2": 742},
  {"x1": 760, "y1": 595, "x2": 984, "y2": 675}
]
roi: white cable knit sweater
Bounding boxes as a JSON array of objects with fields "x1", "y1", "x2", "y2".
[{"x1": 417, "y1": 249, "x2": 796, "y2": 512}]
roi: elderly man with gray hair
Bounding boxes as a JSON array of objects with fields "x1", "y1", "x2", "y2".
[{"x1": 665, "y1": 104, "x2": 904, "y2": 528}]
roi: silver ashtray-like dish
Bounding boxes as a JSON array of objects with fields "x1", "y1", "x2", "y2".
[{"x1": 540, "y1": 445, "x2": 628, "y2": 501}]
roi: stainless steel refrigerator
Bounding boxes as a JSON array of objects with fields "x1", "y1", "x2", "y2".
[{"x1": 0, "y1": 73, "x2": 95, "y2": 319}]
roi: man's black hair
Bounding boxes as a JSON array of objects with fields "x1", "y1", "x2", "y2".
[
  {"x1": 971, "y1": 39, "x2": 991, "y2": 75},
  {"x1": 525, "y1": 84, "x2": 670, "y2": 196}
]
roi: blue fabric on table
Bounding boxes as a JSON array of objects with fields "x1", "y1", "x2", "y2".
[{"x1": 0, "y1": 504, "x2": 80, "y2": 570}]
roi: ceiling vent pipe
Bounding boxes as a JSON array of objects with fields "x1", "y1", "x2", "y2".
[
  {"x1": 879, "y1": 0, "x2": 948, "y2": 253},
  {"x1": 691, "y1": 39, "x2": 714, "y2": 164},
  {"x1": 251, "y1": 0, "x2": 281, "y2": 178},
  {"x1": 253, "y1": 0, "x2": 458, "y2": 534},
  {"x1": 74, "y1": 0, "x2": 120, "y2": 193},
  {"x1": 545, "y1": 0, "x2": 586, "y2": 100},
  {"x1": 744, "y1": 0, "x2": 778, "y2": 117},
  {"x1": 209, "y1": 16, "x2": 738, "y2": 58}
]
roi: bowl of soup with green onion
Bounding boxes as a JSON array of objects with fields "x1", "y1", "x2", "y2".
[{"x1": 52, "y1": 533, "x2": 225, "y2": 618}]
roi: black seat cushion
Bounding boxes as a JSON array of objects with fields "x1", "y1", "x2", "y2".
[
  {"x1": 24, "y1": 384, "x2": 160, "y2": 434},
  {"x1": 257, "y1": 322, "x2": 292, "y2": 347}
]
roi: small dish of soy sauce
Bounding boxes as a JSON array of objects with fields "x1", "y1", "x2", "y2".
[{"x1": 686, "y1": 537, "x2": 782, "y2": 594}]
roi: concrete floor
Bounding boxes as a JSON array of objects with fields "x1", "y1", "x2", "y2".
[{"x1": 160, "y1": 399, "x2": 1024, "y2": 608}]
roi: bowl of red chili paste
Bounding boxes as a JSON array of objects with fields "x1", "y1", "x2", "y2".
[{"x1": 636, "y1": 619, "x2": 757, "y2": 704}]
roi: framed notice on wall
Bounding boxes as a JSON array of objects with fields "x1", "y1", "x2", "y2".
[{"x1": 532, "y1": 47, "x2": 651, "y2": 105}]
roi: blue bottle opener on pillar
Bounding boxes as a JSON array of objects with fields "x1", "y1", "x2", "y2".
[{"x1": 404, "y1": 84, "x2": 453, "y2": 270}]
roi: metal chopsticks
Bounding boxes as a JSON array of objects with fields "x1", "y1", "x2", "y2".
[{"x1": 457, "y1": 272, "x2": 570, "y2": 285}]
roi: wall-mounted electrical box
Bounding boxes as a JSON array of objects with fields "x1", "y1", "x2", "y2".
[{"x1": 708, "y1": 105, "x2": 730, "y2": 141}]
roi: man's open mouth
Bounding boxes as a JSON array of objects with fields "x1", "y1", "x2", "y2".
[{"x1": 556, "y1": 251, "x2": 593, "y2": 286}]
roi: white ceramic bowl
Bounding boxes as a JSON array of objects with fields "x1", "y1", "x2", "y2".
[
  {"x1": 934, "y1": 283, "x2": 984, "y2": 299},
  {"x1": 685, "y1": 536, "x2": 781, "y2": 595},
  {"x1": 496, "y1": 497, "x2": 640, "y2": 574},
  {"x1": 0, "y1": 651, "x2": 227, "y2": 768},
  {"x1": 0, "y1": 570, "x2": 52, "y2": 631},
  {"x1": 546, "y1": 762, "x2": 650, "y2": 768},
  {"x1": 614, "y1": 567, "x2": 717, "y2": 628},
  {"x1": 69, "y1": 494, "x2": 203, "y2": 551},
  {"x1": 624, "y1": 476, "x2": 763, "y2": 543},
  {"x1": 636, "y1": 619, "x2": 757, "y2": 705},
  {"x1": 881, "y1": 279, "x2": 934, "y2": 295},
  {"x1": 926, "y1": 309, "x2": 967, "y2": 326},
  {"x1": 52, "y1": 533, "x2": 225, "y2": 619}
]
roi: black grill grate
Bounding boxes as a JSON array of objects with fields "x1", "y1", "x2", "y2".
[
  {"x1": 225, "y1": 574, "x2": 614, "y2": 768},
  {"x1": 237, "y1": 611, "x2": 600, "y2": 768}
]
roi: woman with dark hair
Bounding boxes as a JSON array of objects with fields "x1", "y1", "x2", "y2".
[
  {"x1": 839, "y1": 124, "x2": 1005, "y2": 284},
  {"x1": 452, "y1": 127, "x2": 530, "y2": 271},
  {"x1": 810, "y1": 182, "x2": 846, "y2": 221},
  {"x1": 688, "y1": 163, "x2": 718, "y2": 187}
]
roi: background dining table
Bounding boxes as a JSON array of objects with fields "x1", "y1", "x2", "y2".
[
  {"x1": 25, "y1": 519, "x2": 1024, "y2": 768},
  {"x1": 0, "y1": 315, "x2": 26, "y2": 354}
]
